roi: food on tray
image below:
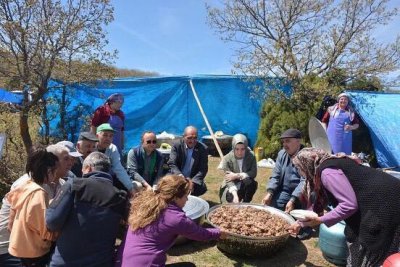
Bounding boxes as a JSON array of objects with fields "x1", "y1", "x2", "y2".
[{"x1": 209, "y1": 206, "x2": 288, "y2": 237}]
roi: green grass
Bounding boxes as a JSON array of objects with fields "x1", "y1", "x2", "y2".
[{"x1": 166, "y1": 156, "x2": 335, "y2": 267}]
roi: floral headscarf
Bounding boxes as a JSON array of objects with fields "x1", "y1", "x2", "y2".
[
  {"x1": 106, "y1": 93, "x2": 124, "y2": 104},
  {"x1": 292, "y1": 147, "x2": 347, "y2": 213}
]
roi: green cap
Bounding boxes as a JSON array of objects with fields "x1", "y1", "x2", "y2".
[{"x1": 96, "y1": 123, "x2": 115, "y2": 133}]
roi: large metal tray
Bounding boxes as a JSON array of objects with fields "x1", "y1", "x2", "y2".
[{"x1": 206, "y1": 203, "x2": 295, "y2": 257}]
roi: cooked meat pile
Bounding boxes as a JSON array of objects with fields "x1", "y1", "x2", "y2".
[{"x1": 209, "y1": 206, "x2": 288, "y2": 237}]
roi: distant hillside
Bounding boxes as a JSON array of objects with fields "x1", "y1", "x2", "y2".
[{"x1": 114, "y1": 67, "x2": 158, "y2": 77}]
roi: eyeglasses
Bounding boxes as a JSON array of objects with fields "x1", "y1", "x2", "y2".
[
  {"x1": 185, "y1": 136, "x2": 197, "y2": 140},
  {"x1": 146, "y1": 140, "x2": 157, "y2": 144}
]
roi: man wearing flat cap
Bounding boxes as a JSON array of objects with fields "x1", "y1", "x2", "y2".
[
  {"x1": 262, "y1": 128, "x2": 305, "y2": 213},
  {"x1": 71, "y1": 132, "x2": 98, "y2": 177}
]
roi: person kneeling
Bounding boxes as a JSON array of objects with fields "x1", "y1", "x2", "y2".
[
  {"x1": 117, "y1": 175, "x2": 227, "y2": 267},
  {"x1": 219, "y1": 134, "x2": 258, "y2": 203}
]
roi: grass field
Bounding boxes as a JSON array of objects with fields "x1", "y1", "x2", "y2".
[{"x1": 166, "y1": 156, "x2": 336, "y2": 267}]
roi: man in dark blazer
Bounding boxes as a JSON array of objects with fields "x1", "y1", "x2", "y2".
[{"x1": 168, "y1": 126, "x2": 208, "y2": 196}]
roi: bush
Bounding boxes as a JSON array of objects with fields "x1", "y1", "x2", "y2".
[
  {"x1": 0, "y1": 106, "x2": 43, "y2": 197},
  {"x1": 255, "y1": 92, "x2": 317, "y2": 159}
]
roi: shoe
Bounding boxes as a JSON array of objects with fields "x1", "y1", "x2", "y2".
[
  {"x1": 297, "y1": 227, "x2": 313, "y2": 240},
  {"x1": 226, "y1": 192, "x2": 233, "y2": 203}
]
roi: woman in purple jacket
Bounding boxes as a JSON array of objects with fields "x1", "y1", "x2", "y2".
[
  {"x1": 118, "y1": 175, "x2": 226, "y2": 267},
  {"x1": 287, "y1": 148, "x2": 400, "y2": 267}
]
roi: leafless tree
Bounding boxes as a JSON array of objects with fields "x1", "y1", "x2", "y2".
[
  {"x1": 207, "y1": 0, "x2": 400, "y2": 86},
  {"x1": 0, "y1": 0, "x2": 115, "y2": 153}
]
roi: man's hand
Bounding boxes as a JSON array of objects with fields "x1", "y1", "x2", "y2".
[
  {"x1": 224, "y1": 171, "x2": 239, "y2": 182},
  {"x1": 285, "y1": 199, "x2": 295, "y2": 213},
  {"x1": 143, "y1": 182, "x2": 152, "y2": 191},
  {"x1": 262, "y1": 192, "x2": 273, "y2": 206}
]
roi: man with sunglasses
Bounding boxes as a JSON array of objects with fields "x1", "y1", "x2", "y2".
[
  {"x1": 168, "y1": 126, "x2": 208, "y2": 196},
  {"x1": 127, "y1": 131, "x2": 162, "y2": 189}
]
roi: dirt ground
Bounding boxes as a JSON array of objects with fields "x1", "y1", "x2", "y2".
[{"x1": 166, "y1": 156, "x2": 337, "y2": 267}]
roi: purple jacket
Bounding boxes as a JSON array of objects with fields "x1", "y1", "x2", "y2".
[{"x1": 119, "y1": 204, "x2": 220, "y2": 267}]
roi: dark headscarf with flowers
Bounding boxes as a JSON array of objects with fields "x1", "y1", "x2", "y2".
[
  {"x1": 106, "y1": 93, "x2": 124, "y2": 105},
  {"x1": 292, "y1": 147, "x2": 350, "y2": 214}
]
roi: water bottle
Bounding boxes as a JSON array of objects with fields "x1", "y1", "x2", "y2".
[{"x1": 344, "y1": 121, "x2": 350, "y2": 134}]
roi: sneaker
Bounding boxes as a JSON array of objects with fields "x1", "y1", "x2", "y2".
[{"x1": 226, "y1": 192, "x2": 233, "y2": 203}]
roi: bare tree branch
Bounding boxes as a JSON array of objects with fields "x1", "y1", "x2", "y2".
[{"x1": 207, "y1": 0, "x2": 400, "y2": 86}]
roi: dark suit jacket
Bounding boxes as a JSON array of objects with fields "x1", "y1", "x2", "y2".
[{"x1": 167, "y1": 140, "x2": 208, "y2": 185}]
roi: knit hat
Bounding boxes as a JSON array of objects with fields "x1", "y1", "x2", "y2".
[{"x1": 96, "y1": 123, "x2": 116, "y2": 134}]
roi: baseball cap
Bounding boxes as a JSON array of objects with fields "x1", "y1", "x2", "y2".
[
  {"x1": 280, "y1": 129, "x2": 302, "y2": 139},
  {"x1": 78, "y1": 131, "x2": 98, "y2": 142},
  {"x1": 56, "y1": 141, "x2": 83, "y2": 157},
  {"x1": 96, "y1": 123, "x2": 116, "y2": 134}
]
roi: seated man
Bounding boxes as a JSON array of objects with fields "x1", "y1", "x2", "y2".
[
  {"x1": 127, "y1": 131, "x2": 163, "y2": 188},
  {"x1": 219, "y1": 134, "x2": 258, "y2": 203},
  {"x1": 46, "y1": 152, "x2": 127, "y2": 267},
  {"x1": 71, "y1": 131, "x2": 98, "y2": 177},
  {"x1": 262, "y1": 129, "x2": 305, "y2": 212},
  {"x1": 168, "y1": 126, "x2": 208, "y2": 196},
  {"x1": 95, "y1": 123, "x2": 141, "y2": 194}
]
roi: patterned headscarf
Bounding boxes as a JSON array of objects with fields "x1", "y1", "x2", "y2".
[
  {"x1": 292, "y1": 147, "x2": 347, "y2": 213},
  {"x1": 106, "y1": 93, "x2": 124, "y2": 104},
  {"x1": 329, "y1": 92, "x2": 356, "y2": 121}
]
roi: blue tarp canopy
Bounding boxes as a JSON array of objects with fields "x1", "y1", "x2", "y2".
[
  {"x1": 0, "y1": 88, "x2": 23, "y2": 104},
  {"x1": 46, "y1": 75, "x2": 291, "y2": 152},
  {"x1": 349, "y1": 91, "x2": 400, "y2": 169}
]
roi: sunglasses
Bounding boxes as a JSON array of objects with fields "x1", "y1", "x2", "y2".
[
  {"x1": 185, "y1": 136, "x2": 197, "y2": 140},
  {"x1": 146, "y1": 140, "x2": 157, "y2": 144}
]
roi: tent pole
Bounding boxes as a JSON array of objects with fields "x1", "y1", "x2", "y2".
[{"x1": 189, "y1": 79, "x2": 224, "y2": 159}]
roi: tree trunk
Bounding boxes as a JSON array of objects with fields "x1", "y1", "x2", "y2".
[
  {"x1": 19, "y1": 108, "x2": 32, "y2": 154},
  {"x1": 41, "y1": 98, "x2": 50, "y2": 144}
]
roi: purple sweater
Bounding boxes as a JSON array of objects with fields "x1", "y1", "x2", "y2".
[
  {"x1": 119, "y1": 204, "x2": 220, "y2": 267},
  {"x1": 319, "y1": 168, "x2": 358, "y2": 226}
]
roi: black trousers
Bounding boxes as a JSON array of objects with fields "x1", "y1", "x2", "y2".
[
  {"x1": 191, "y1": 182, "x2": 207, "y2": 197},
  {"x1": 225, "y1": 179, "x2": 258, "y2": 203},
  {"x1": 238, "y1": 178, "x2": 258, "y2": 202},
  {"x1": 20, "y1": 251, "x2": 52, "y2": 267}
]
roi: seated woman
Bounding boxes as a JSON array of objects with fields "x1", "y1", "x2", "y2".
[
  {"x1": 219, "y1": 134, "x2": 258, "y2": 203},
  {"x1": 117, "y1": 175, "x2": 226, "y2": 267},
  {"x1": 321, "y1": 92, "x2": 359, "y2": 154},
  {"x1": 7, "y1": 148, "x2": 59, "y2": 267}
]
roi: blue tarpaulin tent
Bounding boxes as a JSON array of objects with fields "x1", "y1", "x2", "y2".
[
  {"x1": 40, "y1": 79, "x2": 400, "y2": 168},
  {"x1": 349, "y1": 91, "x2": 400, "y2": 169},
  {"x1": 0, "y1": 88, "x2": 23, "y2": 104},
  {"x1": 46, "y1": 75, "x2": 291, "y2": 152}
]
